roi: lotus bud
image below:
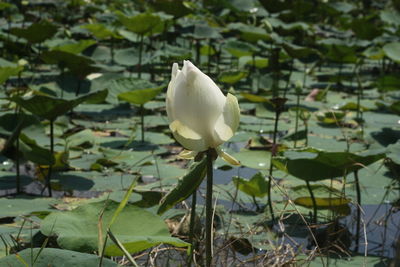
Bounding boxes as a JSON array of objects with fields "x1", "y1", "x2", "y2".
[{"x1": 166, "y1": 60, "x2": 240, "y2": 165}]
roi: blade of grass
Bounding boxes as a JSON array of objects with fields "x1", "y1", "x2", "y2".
[
  {"x1": 108, "y1": 176, "x2": 138, "y2": 228},
  {"x1": 107, "y1": 230, "x2": 139, "y2": 267},
  {"x1": 15, "y1": 253, "x2": 29, "y2": 267}
]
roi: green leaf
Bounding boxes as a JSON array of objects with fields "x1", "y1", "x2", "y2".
[
  {"x1": 51, "y1": 40, "x2": 97, "y2": 54},
  {"x1": 383, "y1": 42, "x2": 400, "y2": 62},
  {"x1": 316, "y1": 110, "x2": 346, "y2": 124},
  {"x1": 193, "y1": 24, "x2": 221, "y2": 39},
  {"x1": 351, "y1": 17, "x2": 381, "y2": 40},
  {"x1": 40, "y1": 201, "x2": 189, "y2": 256},
  {"x1": 238, "y1": 56, "x2": 269, "y2": 68},
  {"x1": 107, "y1": 77, "x2": 157, "y2": 104},
  {"x1": 11, "y1": 20, "x2": 58, "y2": 44},
  {"x1": 224, "y1": 40, "x2": 257, "y2": 58},
  {"x1": 272, "y1": 149, "x2": 385, "y2": 181},
  {"x1": 116, "y1": 12, "x2": 163, "y2": 35},
  {"x1": 362, "y1": 46, "x2": 385, "y2": 60},
  {"x1": 228, "y1": 23, "x2": 270, "y2": 43},
  {"x1": 0, "y1": 248, "x2": 118, "y2": 267},
  {"x1": 81, "y1": 23, "x2": 119, "y2": 40},
  {"x1": 282, "y1": 43, "x2": 320, "y2": 60},
  {"x1": 19, "y1": 133, "x2": 55, "y2": 165},
  {"x1": 149, "y1": 0, "x2": 191, "y2": 18},
  {"x1": 0, "y1": 195, "x2": 56, "y2": 218},
  {"x1": 376, "y1": 74, "x2": 400, "y2": 92},
  {"x1": 41, "y1": 50, "x2": 98, "y2": 76},
  {"x1": 381, "y1": 9, "x2": 400, "y2": 26},
  {"x1": 0, "y1": 66, "x2": 23, "y2": 84},
  {"x1": 334, "y1": 102, "x2": 370, "y2": 111},
  {"x1": 218, "y1": 70, "x2": 248, "y2": 84},
  {"x1": 233, "y1": 172, "x2": 268, "y2": 198},
  {"x1": 232, "y1": 149, "x2": 271, "y2": 170},
  {"x1": 240, "y1": 92, "x2": 269, "y2": 103},
  {"x1": 9, "y1": 90, "x2": 108, "y2": 120},
  {"x1": 118, "y1": 87, "x2": 163, "y2": 105},
  {"x1": 294, "y1": 197, "x2": 351, "y2": 208},
  {"x1": 157, "y1": 158, "x2": 207, "y2": 214},
  {"x1": 114, "y1": 47, "x2": 140, "y2": 66},
  {"x1": 325, "y1": 43, "x2": 357, "y2": 63},
  {"x1": 200, "y1": 45, "x2": 216, "y2": 56}
]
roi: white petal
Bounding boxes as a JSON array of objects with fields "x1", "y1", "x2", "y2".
[
  {"x1": 166, "y1": 63, "x2": 181, "y2": 122},
  {"x1": 214, "y1": 93, "x2": 240, "y2": 143},
  {"x1": 216, "y1": 147, "x2": 240, "y2": 166},
  {"x1": 178, "y1": 149, "x2": 198, "y2": 159},
  {"x1": 170, "y1": 120, "x2": 208, "y2": 151},
  {"x1": 171, "y1": 63, "x2": 179, "y2": 79},
  {"x1": 173, "y1": 61, "x2": 226, "y2": 141}
]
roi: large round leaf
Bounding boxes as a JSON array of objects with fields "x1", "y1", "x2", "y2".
[
  {"x1": 118, "y1": 87, "x2": 163, "y2": 105},
  {"x1": 11, "y1": 20, "x2": 57, "y2": 44},
  {"x1": 383, "y1": 42, "x2": 400, "y2": 63},
  {"x1": 116, "y1": 12, "x2": 163, "y2": 36},
  {"x1": 0, "y1": 248, "x2": 118, "y2": 267},
  {"x1": 9, "y1": 89, "x2": 108, "y2": 120},
  {"x1": 233, "y1": 172, "x2": 268, "y2": 198},
  {"x1": 272, "y1": 149, "x2": 385, "y2": 181},
  {"x1": 40, "y1": 200, "x2": 189, "y2": 256}
]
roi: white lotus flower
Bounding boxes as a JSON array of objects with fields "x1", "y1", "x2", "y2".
[{"x1": 166, "y1": 60, "x2": 240, "y2": 165}]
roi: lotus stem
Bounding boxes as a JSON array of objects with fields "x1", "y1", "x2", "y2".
[
  {"x1": 140, "y1": 105, "x2": 145, "y2": 142},
  {"x1": 305, "y1": 122, "x2": 309, "y2": 147},
  {"x1": 138, "y1": 34, "x2": 144, "y2": 79},
  {"x1": 47, "y1": 119, "x2": 54, "y2": 197},
  {"x1": 188, "y1": 190, "x2": 197, "y2": 266},
  {"x1": 205, "y1": 149, "x2": 214, "y2": 267},
  {"x1": 75, "y1": 79, "x2": 81, "y2": 96},
  {"x1": 294, "y1": 93, "x2": 300, "y2": 148},
  {"x1": 16, "y1": 132, "x2": 21, "y2": 194},
  {"x1": 354, "y1": 170, "x2": 361, "y2": 252},
  {"x1": 267, "y1": 107, "x2": 280, "y2": 223},
  {"x1": 252, "y1": 196, "x2": 261, "y2": 212},
  {"x1": 111, "y1": 37, "x2": 115, "y2": 65},
  {"x1": 306, "y1": 181, "x2": 317, "y2": 223},
  {"x1": 283, "y1": 59, "x2": 294, "y2": 98}
]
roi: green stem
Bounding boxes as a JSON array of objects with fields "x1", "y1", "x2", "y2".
[
  {"x1": 252, "y1": 196, "x2": 261, "y2": 212},
  {"x1": 305, "y1": 122, "x2": 309, "y2": 147},
  {"x1": 294, "y1": 94, "x2": 300, "y2": 148},
  {"x1": 306, "y1": 181, "x2": 317, "y2": 223},
  {"x1": 338, "y1": 61, "x2": 343, "y2": 86},
  {"x1": 111, "y1": 37, "x2": 114, "y2": 65},
  {"x1": 75, "y1": 79, "x2": 81, "y2": 96},
  {"x1": 138, "y1": 34, "x2": 144, "y2": 79},
  {"x1": 267, "y1": 108, "x2": 280, "y2": 222},
  {"x1": 188, "y1": 191, "x2": 197, "y2": 266},
  {"x1": 302, "y1": 63, "x2": 307, "y2": 90},
  {"x1": 47, "y1": 120, "x2": 54, "y2": 197},
  {"x1": 354, "y1": 170, "x2": 361, "y2": 252},
  {"x1": 140, "y1": 105, "x2": 144, "y2": 142},
  {"x1": 16, "y1": 133, "x2": 20, "y2": 194},
  {"x1": 205, "y1": 149, "x2": 214, "y2": 267},
  {"x1": 283, "y1": 60, "x2": 294, "y2": 98}
]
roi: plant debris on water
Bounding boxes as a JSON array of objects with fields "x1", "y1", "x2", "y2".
[{"x1": 0, "y1": 0, "x2": 399, "y2": 266}]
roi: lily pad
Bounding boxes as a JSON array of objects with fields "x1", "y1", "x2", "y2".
[
  {"x1": 40, "y1": 200, "x2": 189, "y2": 256},
  {"x1": 0, "y1": 248, "x2": 118, "y2": 267}
]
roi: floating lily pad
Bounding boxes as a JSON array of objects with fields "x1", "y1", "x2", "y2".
[
  {"x1": 0, "y1": 248, "x2": 118, "y2": 267},
  {"x1": 40, "y1": 200, "x2": 189, "y2": 256}
]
